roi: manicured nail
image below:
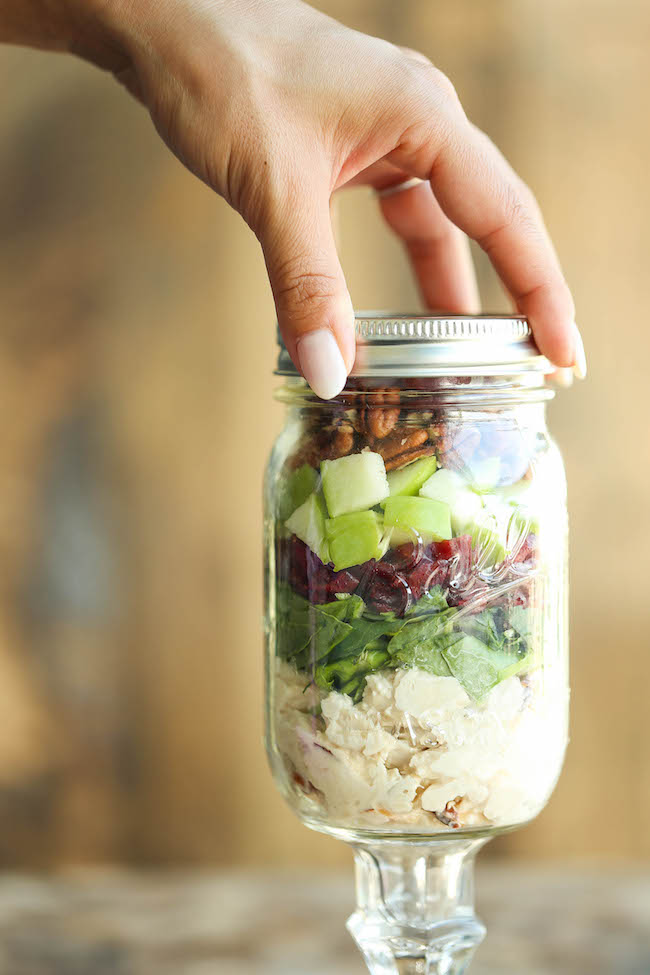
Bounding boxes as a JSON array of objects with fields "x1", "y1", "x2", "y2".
[
  {"x1": 552, "y1": 367, "x2": 574, "y2": 388},
  {"x1": 297, "y1": 329, "x2": 348, "y2": 400},
  {"x1": 572, "y1": 323, "x2": 587, "y2": 380}
]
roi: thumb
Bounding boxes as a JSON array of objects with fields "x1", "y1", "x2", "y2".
[{"x1": 259, "y1": 188, "x2": 355, "y2": 400}]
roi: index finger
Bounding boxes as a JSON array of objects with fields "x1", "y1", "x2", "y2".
[{"x1": 388, "y1": 105, "x2": 577, "y2": 367}]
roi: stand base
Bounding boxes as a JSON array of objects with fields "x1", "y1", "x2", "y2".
[{"x1": 347, "y1": 838, "x2": 487, "y2": 975}]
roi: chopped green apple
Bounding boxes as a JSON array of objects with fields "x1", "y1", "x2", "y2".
[
  {"x1": 321, "y1": 452, "x2": 389, "y2": 518},
  {"x1": 465, "y1": 499, "x2": 527, "y2": 568},
  {"x1": 387, "y1": 455, "x2": 437, "y2": 497},
  {"x1": 468, "y1": 457, "x2": 501, "y2": 492},
  {"x1": 383, "y1": 495, "x2": 452, "y2": 542},
  {"x1": 285, "y1": 492, "x2": 330, "y2": 565},
  {"x1": 419, "y1": 468, "x2": 484, "y2": 534},
  {"x1": 496, "y1": 480, "x2": 541, "y2": 535},
  {"x1": 278, "y1": 463, "x2": 319, "y2": 520},
  {"x1": 325, "y1": 510, "x2": 384, "y2": 571}
]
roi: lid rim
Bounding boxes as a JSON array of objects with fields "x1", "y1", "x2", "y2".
[{"x1": 276, "y1": 312, "x2": 550, "y2": 377}]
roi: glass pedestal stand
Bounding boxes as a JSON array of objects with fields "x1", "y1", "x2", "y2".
[{"x1": 347, "y1": 837, "x2": 488, "y2": 975}]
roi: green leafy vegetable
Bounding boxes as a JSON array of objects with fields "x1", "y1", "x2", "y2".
[
  {"x1": 387, "y1": 607, "x2": 458, "y2": 676},
  {"x1": 441, "y1": 634, "x2": 504, "y2": 700},
  {"x1": 507, "y1": 605, "x2": 533, "y2": 644},
  {"x1": 315, "y1": 648, "x2": 392, "y2": 701},
  {"x1": 330, "y1": 615, "x2": 404, "y2": 660},
  {"x1": 320, "y1": 594, "x2": 365, "y2": 622},
  {"x1": 276, "y1": 579, "x2": 537, "y2": 703},
  {"x1": 456, "y1": 608, "x2": 505, "y2": 652},
  {"x1": 405, "y1": 586, "x2": 449, "y2": 617},
  {"x1": 442, "y1": 634, "x2": 532, "y2": 701},
  {"x1": 276, "y1": 583, "x2": 362, "y2": 663}
]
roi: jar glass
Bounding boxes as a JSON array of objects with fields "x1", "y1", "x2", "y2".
[{"x1": 264, "y1": 315, "x2": 569, "y2": 974}]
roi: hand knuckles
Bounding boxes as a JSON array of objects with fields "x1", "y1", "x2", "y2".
[
  {"x1": 407, "y1": 59, "x2": 462, "y2": 110},
  {"x1": 399, "y1": 45, "x2": 434, "y2": 69},
  {"x1": 275, "y1": 261, "x2": 341, "y2": 315},
  {"x1": 512, "y1": 177, "x2": 539, "y2": 213},
  {"x1": 429, "y1": 66, "x2": 459, "y2": 103},
  {"x1": 499, "y1": 181, "x2": 541, "y2": 236}
]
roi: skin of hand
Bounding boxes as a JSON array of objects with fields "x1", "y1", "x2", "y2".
[{"x1": 0, "y1": 0, "x2": 586, "y2": 396}]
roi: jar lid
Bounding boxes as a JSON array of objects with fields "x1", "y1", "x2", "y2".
[{"x1": 276, "y1": 313, "x2": 551, "y2": 378}]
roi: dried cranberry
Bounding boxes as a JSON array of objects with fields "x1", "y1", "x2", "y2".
[
  {"x1": 285, "y1": 537, "x2": 332, "y2": 603},
  {"x1": 304, "y1": 551, "x2": 333, "y2": 603},
  {"x1": 385, "y1": 542, "x2": 425, "y2": 573},
  {"x1": 513, "y1": 533, "x2": 538, "y2": 565},
  {"x1": 448, "y1": 583, "x2": 491, "y2": 610},
  {"x1": 283, "y1": 537, "x2": 308, "y2": 592},
  {"x1": 404, "y1": 556, "x2": 448, "y2": 600},
  {"x1": 429, "y1": 536, "x2": 468, "y2": 562},
  {"x1": 428, "y1": 539, "x2": 449, "y2": 560},
  {"x1": 327, "y1": 569, "x2": 360, "y2": 598},
  {"x1": 358, "y1": 561, "x2": 412, "y2": 616},
  {"x1": 430, "y1": 535, "x2": 473, "y2": 592}
]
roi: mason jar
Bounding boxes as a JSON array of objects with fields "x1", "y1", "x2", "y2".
[{"x1": 264, "y1": 314, "x2": 570, "y2": 973}]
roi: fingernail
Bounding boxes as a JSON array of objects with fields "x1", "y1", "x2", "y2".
[
  {"x1": 572, "y1": 323, "x2": 587, "y2": 380},
  {"x1": 296, "y1": 329, "x2": 348, "y2": 400},
  {"x1": 551, "y1": 367, "x2": 574, "y2": 388}
]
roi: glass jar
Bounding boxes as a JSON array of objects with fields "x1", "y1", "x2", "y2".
[{"x1": 264, "y1": 315, "x2": 569, "y2": 974}]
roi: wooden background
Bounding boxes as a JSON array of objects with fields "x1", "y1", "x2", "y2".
[{"x1": 0, "y1": 0, "x2": 648, "y2": 868}]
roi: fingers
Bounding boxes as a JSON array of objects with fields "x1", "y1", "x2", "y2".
[
  {"x1": 388, "y1": 75, "x2": 579, "y2": 367},
  {"x1": 377, "y1": 179, "x2": 480, "y2": 314},
  {"x1": 433, "y1": 126, "x2": 576, "y2": 366},
  {"x1": 258, "y1": 180, "x2": 355, "y2": 400}
]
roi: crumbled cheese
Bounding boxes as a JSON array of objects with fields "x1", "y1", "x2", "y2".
[{"x1": 274, "y1": 659, "x2": 568, "y2": 830}]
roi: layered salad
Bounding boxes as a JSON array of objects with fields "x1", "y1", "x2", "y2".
[{"x1": 270, "y1": 390, "x2": 568, "y2": 833}]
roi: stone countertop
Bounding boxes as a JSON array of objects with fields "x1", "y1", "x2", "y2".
[{"x1": 0, "y1": 865, "x2": 647, "y2": 974}]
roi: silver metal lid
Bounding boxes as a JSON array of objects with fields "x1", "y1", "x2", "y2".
[{"x1": 276, "y1": 313, "x2": 551, "y2": 378}]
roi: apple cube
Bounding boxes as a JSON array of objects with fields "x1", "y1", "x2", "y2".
[
  {"x1": 325, "y1": 510, "x2": 384, "y2": 571},
  {"x1": 497, "y1": 480, "x2": 541, "y2": 535},
  {"x1": 383, "y1": 496, "x2": 452, "y2": 542},
  {"x1": 278, "y1": 463, "x2": 319, "y2": 520},
  {"x1": 468, "y1": 457, "x2": 501, "y2": 492},
  {"x1": 285, "y1": 492, "x2": 330, "y2": 565},
  {"x1": 466, "y1": 499, "x2": 525, "y2": 568},
  {"x1": 321, "y1": 452, "x2": 389, "y2": 518},
  {"x1": 387, "y1": 455, "x2": 437, "y2": 497},
  {"x1": 419, "y1": 468, "x2": 484, "y2": 534}
]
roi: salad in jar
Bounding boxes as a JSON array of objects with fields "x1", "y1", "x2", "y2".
[{"x1": 268, "y1": 380, "x2": 568, "y2": 834}]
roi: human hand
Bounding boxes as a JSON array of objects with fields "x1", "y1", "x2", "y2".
[{"x1": 4, "y1": 0, "x2": 586, "y2": 395}]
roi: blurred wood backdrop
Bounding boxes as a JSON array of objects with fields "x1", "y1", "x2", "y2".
[{"x1": 0, "y1": 0, "x2": 648, "y2": 868}]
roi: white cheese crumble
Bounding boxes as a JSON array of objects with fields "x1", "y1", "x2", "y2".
[{"x1": 274, "y1": 659, "x2": 568, "y2": 830}]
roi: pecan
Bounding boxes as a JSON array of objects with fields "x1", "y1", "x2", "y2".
[
  {"x1": 366, "y1": 388, "x2": 400, "y2": 407},
  {"x1": 429, "y1": 422, "x2": 453, "y2": 455},
  {"x1": 366, "y1": 406, "x2": 400, "y2": 439},
  {"x1": 434, "y1": 798, "x2": 462, "y2": 829},
  {"x1": 288, "y1": 418, "x2": 355, "y2": 468},
  {"x1": 384, "y1": 445, "x2": 436, "y2": 471},
  {"x1": 377, "y1": 427, "x2": 429, "y2": 462},
  {"x1": 287, "y1": 426, "x2": 330, "y2": 469},
  {"x1": 430, "y1": 423, "x2": 482, "y2": 471},
  {"x1": 287, "y1": 442, "x2": 321, "y2": 470},
  {"x1": 328, "y1": 422, "x2": 355, "y2": 458},
  {"x1": 355, "y1": 388, "x2": 401, "y2": 439}
]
